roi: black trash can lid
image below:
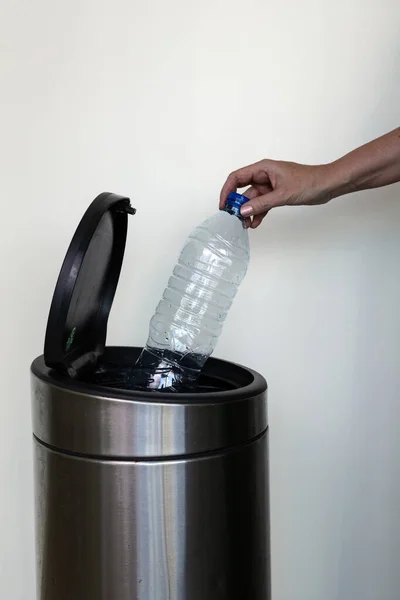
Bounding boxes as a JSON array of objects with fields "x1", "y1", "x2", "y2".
[{"x1": 44, "y1": 192, "x2": 136, "y2": 378}]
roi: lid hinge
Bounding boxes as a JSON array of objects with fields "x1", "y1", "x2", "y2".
[{"x1": 116, "y1": 200, "x2": 136, "y2": 215}]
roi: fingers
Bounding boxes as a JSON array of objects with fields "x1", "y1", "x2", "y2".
[
  {"x1": 242, "y1": 187, "x2": 266, "y2": 228},
  {"x1": 242, "y1": 186, "x2": 260, "y2": 200},
  {"x1": 245, "y1": 217, "x2": 252, "y2": 229},
  {"x1": 219, "y1": 162, "x2": 266, "y2": 209},
  {"x1": 240, "y1": 190, "x2": 284, "y2": 217},
  {"x1": 250, "y1": 213, "x2": 268, "y2": 229}
]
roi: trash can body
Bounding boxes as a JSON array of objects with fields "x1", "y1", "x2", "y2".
[
  {"x1": 31, "y1": 347, "x2": 270, "y2": 600},
  {"x1": 31, "y1": 194, "x2": 271, "y2": 600}
]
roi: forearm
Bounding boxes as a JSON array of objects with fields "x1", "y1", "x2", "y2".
[{"x1": 324, "y1": 127, "x2": 400, "y2": 199}]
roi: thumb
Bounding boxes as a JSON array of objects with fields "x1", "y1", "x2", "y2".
[{"x1": 240, "y1": 190, "x2": 285, "y2": 217}]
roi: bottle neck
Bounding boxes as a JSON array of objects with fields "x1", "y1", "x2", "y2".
[{"x1": 222, "y1": 203, "x2": 245, "y2": 220}]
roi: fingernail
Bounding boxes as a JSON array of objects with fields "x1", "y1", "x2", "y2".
[{"x1": 241, "y1": 205, "x2": 253, "y2": 216}]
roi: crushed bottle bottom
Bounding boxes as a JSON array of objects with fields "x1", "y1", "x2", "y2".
[
  {"x1": 87, "y1": 347, "x2": 206, "y2": 392},
  {"x1": 88, "y1": 363, "x2": 201, "y2": 393},
  {"x1": 130, "y1": 346, "x2": 202, "y2": 392}
]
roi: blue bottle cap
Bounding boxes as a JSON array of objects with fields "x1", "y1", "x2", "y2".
[{"x1": 226, "y1": 192, "x2": 250, "y2": 209}]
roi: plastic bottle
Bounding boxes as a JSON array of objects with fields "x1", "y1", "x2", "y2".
[{"x1": 133, "y1": 192, "x2": 250, "y2": 391}]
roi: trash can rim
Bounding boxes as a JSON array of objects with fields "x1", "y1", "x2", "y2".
[{"x1": 31, "y1": 346, "x2": 267, "y2": 405}]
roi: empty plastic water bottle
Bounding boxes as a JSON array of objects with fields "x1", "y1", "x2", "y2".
[{"x1": 133, "y1": 192, "x2": 250, "y2": 391}]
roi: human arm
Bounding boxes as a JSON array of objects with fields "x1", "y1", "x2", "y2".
[{"x1": 220, "y1": 127, "x2": 400, "y2": 228}]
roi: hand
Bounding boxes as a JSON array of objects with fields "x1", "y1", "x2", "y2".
[{"x1": 220, "y1": 160, "x2": 333, "y2": 228}]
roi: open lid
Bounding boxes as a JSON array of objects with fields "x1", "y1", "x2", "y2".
[{"x1": 44, "y1": 192, "x2": 136, "y2": 378}]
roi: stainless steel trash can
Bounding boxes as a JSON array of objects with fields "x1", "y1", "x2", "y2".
[{"x1": 31, "y1": 193, "x2": 271, "y2": 600}]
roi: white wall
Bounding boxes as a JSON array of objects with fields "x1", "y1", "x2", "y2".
[{"x1": 1, "y1": 1, "x2": 400, "y2": 598}]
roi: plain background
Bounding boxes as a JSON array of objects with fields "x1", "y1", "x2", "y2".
[{"x1": 1, "y1": 1, "x2": 400, "y2": 598}]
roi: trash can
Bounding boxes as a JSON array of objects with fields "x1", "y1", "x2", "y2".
[{"x1": 31, "y1": 193, "x2": 271, "y2": 600}]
